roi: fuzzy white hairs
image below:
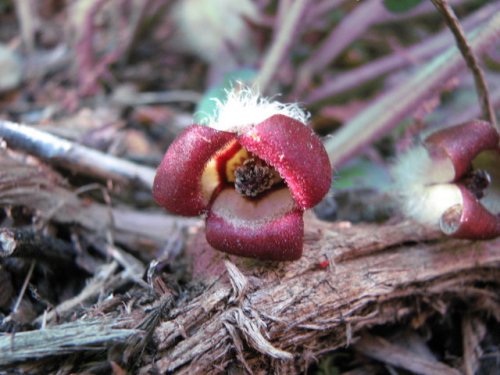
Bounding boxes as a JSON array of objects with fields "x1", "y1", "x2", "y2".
[
  {"x1": 202, "y1": 87, "x2": 310, "y2": 133},
  {"x1": 391, "y1": 144, "x2": 462, "y2": 226}
]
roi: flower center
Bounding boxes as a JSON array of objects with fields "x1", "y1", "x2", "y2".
[
  {"x1": 234, "y1": 158, "x2": 282, "y2": 197},
  {"x1": 462, "y1": 169, "x2": 491, "y2": 199}
]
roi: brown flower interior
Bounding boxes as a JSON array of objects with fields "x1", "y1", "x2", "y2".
[
  {"x1": 471, "y1": 149, "x2": 500, "y2": 213},
  {"x1": 461, "y1": 169, "x2": 491, "y2": 199},
  {"x1": 201, "y1": 140, "x2": 283, "y2": 202},
  {"x1": 234, "y1": 158, "x2": 282, "y2": 197}
]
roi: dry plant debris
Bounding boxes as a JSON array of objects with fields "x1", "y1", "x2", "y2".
[{"x1": 0, "y1": 0, "x2": 499, "y2": 374}]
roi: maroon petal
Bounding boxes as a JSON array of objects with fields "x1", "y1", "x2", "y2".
[
  {"x1": 440, "y1": 185, "x2": 500, "y2": 239},
  {"x1": 425, "y1": 120, "x2": 499, "y2": 181},
  {"x1": 153, "y1": 125, "x2": 235, "y2": 216},
  {"x1": 205, "y1": 188, "x2": 304, "y2": 260},
  {"x1": 238, "y1": 114, "x2": 332, "y2": 209}
]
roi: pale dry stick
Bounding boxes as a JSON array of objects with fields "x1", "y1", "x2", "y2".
[
  {"x1": 0, "y1": 319, "x2": 138, "y2": 366},
  {"x1": 253, "y1": 0, "x2": 310, "y2": 93},
  {"x1": 0, "y1": 120, "x2": 156, "y2": 189},
  {"x1": 305, "y1": 1, "x2": 499, "y2": 103},
  {"x1": 14, "y1": 0, "x2": 36, "y2": 53},
  {"x1": 430, "y1": 0, "x2": 498, "y2": 131},
  {"x1": 324, "y1": 13, "x2": 500, "y2": 169}
]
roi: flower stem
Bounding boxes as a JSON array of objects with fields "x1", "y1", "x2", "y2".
[
  {"x1": 324, "y1": 12, "x2": 500, "y2": 169},
  {"x1": 254, "y1": 0, "x2": 310, "y2": 93},
  {"x1": 305, "y1": 1, "x2": 499, "y2": 103},
  {"x1": 430, "y1": 0, "x2": 498, "y2": 132}
]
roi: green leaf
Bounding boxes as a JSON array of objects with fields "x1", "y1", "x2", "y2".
[
  {"x1": 383, "y1": 0, "x2": 423, "y2": 13},
  {"x1": 334, "y1": 157, "x2": 391, "y2": 191},
  {"x1": 194, "y1": 68, "x2": 257, "y2": 124}
]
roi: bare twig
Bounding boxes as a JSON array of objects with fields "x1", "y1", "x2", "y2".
[
  {"x1": 0, "y1": 120, "x2": 155, "y2": 189},
  {"x1": 323, "y1": 13, "x2": 500, "y2": 168},
  {"x1": 430, "y1": 0, "x2": 498, "y2": 131},
  {"x1": 253, "y1": 0, "x2": 310, "y2": 93},
  {"x1": 0, "y1": 227, "x2": 76, "y2": 264},
  {"x1": 0, "y1": 319, "x2": 138, "y2": 366}
]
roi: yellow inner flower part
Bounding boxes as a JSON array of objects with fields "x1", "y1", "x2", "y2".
[
  {"x1": 200, "y1": 141, "x2": 250, "y2": 202},
  {"x1": 201, "y1": 158, "x2": 219, "y2": 203},
  {"x1": 200, "y1": 140, "x2": 284, "y2": 202},
  {"x1": 225, "y1": 147, "x2": 249, "y2": 182}
]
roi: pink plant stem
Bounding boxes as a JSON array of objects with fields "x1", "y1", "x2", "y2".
[
  {"x1": 254, "y1": 0, "x2": 311, "y2": 93},
  {"x1": 292, "y1": 0, "x2": 472, "y2": 98},
  {"x1": 77, "y1": 0, "x2": 110, "y2": 96},
  {"x1": 324, "y1": 12, "x2": 500, "y2": 169},
  {"x1": 293, "y1": 0, "x2": 384, "y2": 97},
  {"x1": 304, "y1": 2, "x2": 499, "y2": 103},
  {"x1": 77, "y1": 0, "x2": 133, "y2": 96}
]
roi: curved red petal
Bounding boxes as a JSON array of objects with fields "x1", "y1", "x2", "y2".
[
  {"x1": 205, "y1": 188, "x2": 303, "y2": 260},
  {"x1": 425, "y1": 120, "x2": 499, "y2": 181},
  {"x1": 440, "y1": 185, "x2": 500, "y2": 239},
  {"x1": 153, "y1": 125, "x2": 235, "y2": 216},
  {"x1": 238, "y1": 114, "x2": 332, "y2": 209}
]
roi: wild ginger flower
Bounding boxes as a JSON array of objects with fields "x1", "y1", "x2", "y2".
[
  {"x1": 153, "y1": 89, "x2": 332, "y2": 260},
  {"x1": 392, "y1": 120, "x2": 500, "y2": 239}
]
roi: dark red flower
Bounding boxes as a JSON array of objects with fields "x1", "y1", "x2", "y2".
[
  {"x1": 153, "y1": 107, "x2": 331, "y2": 260},
  {"x1": 392, "y1": 120, "x2": 500, "y2": 239}
]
